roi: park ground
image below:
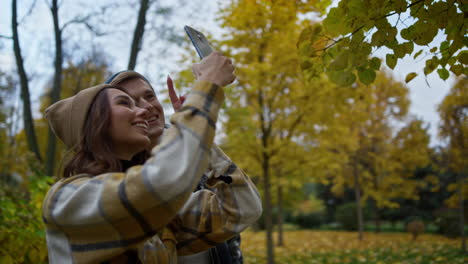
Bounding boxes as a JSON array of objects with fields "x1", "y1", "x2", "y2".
[{"x1": 240, "y1": 230, "x2": 467, "y2": 264}]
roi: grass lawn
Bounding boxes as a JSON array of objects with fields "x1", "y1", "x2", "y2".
[{"x1": 240, "y1": 230, "x2": 467, "y2": 264}]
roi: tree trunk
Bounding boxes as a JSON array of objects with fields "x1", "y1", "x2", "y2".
[
  {"x1": 375, "y1": 210, "x2": 381, "y2": 233},
  {"x1": 458, "y1": 172, "x2": 466, "y2": 254},
  {"x1": 262, "y1": 153, "x2": 275, "y2": 264},
  {"x1": 353, "y1": 161, "x2": 364, "y2": 240},
  {"x1": 453, "y1": 114, "x2": 466, "y2": 254},
  {"x1": 277, "y1": 185, "x2": 284, "y2": 246},
  {"x1": 128, "y1": 0, "x2": 150, "y2": 70},
  {"x1": 45, "y1": 0, "x2": 63, "y2": 176},
  {"x1": 11, "y1": 0, "x2": 42, "y2": 162}
]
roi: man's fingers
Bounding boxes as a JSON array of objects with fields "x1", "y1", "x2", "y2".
[
  {"x1": 180, "y1": 95, "x2": 186, "y2": 105},
  {"x1": 167, "y1": 75, "x2": 181, "y2": 111},
  {"x1": 167, "y1": 75, "x2": 178, "y2": 104}
]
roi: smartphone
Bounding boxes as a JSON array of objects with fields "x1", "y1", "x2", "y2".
[{"x1": 184, "y1": 26, "x2": 214, "y2": 59}]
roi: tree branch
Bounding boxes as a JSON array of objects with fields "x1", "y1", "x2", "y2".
[
  {"x1": 44, "y1": 0, "x2": 52, "y2": 9},
  {"x1": 315, "y1": 0, "x2": 427, "y2": 54},
  {"x1": 19, "y1": 0, "x2": 38, "y2": 25},
  {"x1": 317, "y1": 25, "x2": 365, "y2": 53},
  {"x1": 0, "y1": 35, "x2": 13, "y2": 39},
  {"x1": 61, "y1": 13, "x2": 107, "y2": 36},
  {"x1": 61, "y1": 15, "x2": 92, "y2": 31}
]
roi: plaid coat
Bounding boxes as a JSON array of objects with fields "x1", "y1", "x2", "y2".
[{"x1": 42, "y1": 81, "x2": 262, "y2": 263}]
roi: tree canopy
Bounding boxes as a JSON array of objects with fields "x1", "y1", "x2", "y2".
[{"x1": 297, "y1": 0, "x2": 467, "y2": 86}]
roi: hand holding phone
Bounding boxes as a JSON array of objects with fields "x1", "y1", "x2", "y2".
[
  {"x1": 193, "y1": 52, "x2": 236, "y2": 87},
  {"x1": 185, "y1": 26, "x2": 235, "y2": 86}
]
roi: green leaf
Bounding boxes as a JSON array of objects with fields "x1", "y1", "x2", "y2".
[
  {"x1": 298, "y1": 26, "x2": 313, "y2": 45},
  {"x1": 369, "y1": 57, "x2": 381, "y2": 70},
  {"x1": 412, "y1": 21, "x2": 438, "y2": 46},
  {"x1": 329, "y1": 52, "x2": 349, "y2": 71},
  {"x1": 424, "y1": 57, "x2": 438, "y2": 75},
  {"x1": 458, "y1": 51, "x2": 468, "y2": 65},
  {"x1": 328, "y1": 70, "x2": 356, "y2": 86},
  {"x1": 449, "y1": 64, "x2": 463, "y2": 76},
  {"x1": 400, "y1": 27, "x2": 414, "y2": 41},
  {"x1": 323, "y1": 7, "x2": 347, "y2": 36},
  {"x1": 298, "y1": 40, "x2": 313, "y2": 57},
  {"x1": 358, "y1": 69, "x2": 376, "y2": 85},
  {"x1": 403, "y1": 42, "x2": 414, "y2": 54},
  {"x1": 371, "y1": 30, "x2": 386, "y2": 46},
  {"x1": 405, "y1": 72, "x2": 418, "y2": 83},
  {"x1": 437, "y1": 68, "x2": 449, "y2": 80},
  {"x1": 394, "y1": 0, "x2": 407, "y2": 13},
  {"x1": 313, "y1": 24, "x2": 323, "y2": 35},
  {"x1": 351, "y1": 42, "x2": 372, "y2": 67},
  {"x1": 447, "y1": 57, "x2": 456, "y2": 66},
  {"x1": 430, "y1": 47, "x2": 437, "y2": 53},
  {"x1": 394, "y1": 44, "x2": 406, "y2": 58},
  {"x1": 386, "y1": 54, "x2": 397, "y2": 69},
  {"x1": 413, "y1": 49, "x2": 423, "y2": 59},
  {"x1": 440, "y1": 41, "x2": 450, "y2": 57}
]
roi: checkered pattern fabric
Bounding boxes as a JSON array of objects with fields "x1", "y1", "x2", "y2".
[{"x1": 42, "y1": 81, "x2": 262, "y2": 263}]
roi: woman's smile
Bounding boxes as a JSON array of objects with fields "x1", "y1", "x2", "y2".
[{"x1": 108, "y1": 88, "x2": 151, "y2": 159}]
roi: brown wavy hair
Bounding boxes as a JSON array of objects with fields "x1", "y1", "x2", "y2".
[{"x1": 63, "y1": 87, "x2": 149, "y2": 178}]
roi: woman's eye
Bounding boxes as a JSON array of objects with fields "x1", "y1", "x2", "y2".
[
  {"x1": 146, "y1": 94, "x2": 155, "y2": 100},
  {"x1": 119, "y1": 100, "x2": 130, "y2": 106}
]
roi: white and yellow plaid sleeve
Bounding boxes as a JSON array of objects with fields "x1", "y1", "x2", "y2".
[{"x1": 172, "y1": 145, "x2": 262, "y2": 256}]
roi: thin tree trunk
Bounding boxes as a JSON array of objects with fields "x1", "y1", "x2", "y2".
[
  {"x1": 277, "y1": 185, "x2": 284, "y2": 246},
  {"x1": 458, "y1": 172, "x2": 466, "y2": 253},
  {"x1": 262, "y1": 153, "x2": 274, "y2": 264},
  {"x1": 11, "y1": 0, "x2": 42, "y2": 162},
  {"x1": 353, "y1": 161, "x2": 364, "y2": 240},
  {"x1": 373, "y1": 175, "x2": 381, "y2": 233},
  {"x1": 452, "y1": 113, "x2": 466, "y2": 254},
  {"x1": 45, "y1": 0, "x2": 63, "y2": 176},
  {"x1": 375, "y1": 209, "x2": 381, "y2": 233},
  {"x1": 128, "y1": 0, "x2": 150, "y2": 70},
  {"x1": 257, "y1": 84, "x2": 275, "y2": 264}
]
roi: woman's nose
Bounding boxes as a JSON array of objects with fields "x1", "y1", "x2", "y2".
[{"x1": 136, "y1": 106, "x2": 150, "y2": 118}]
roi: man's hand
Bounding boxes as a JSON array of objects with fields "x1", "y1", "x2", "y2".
[
  {"x1": 167, "y1": 75, "x2": 186, "y2": 112},
  {"x1": 192, "y1": 52, "x2": 236, "y2": 87}
]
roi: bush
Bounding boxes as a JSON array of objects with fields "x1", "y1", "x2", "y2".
[
  {"x1": 294, "y1": 212, "x2": 324, "y2": 229},
  {"x1": 0, "y1": 173, "x2": 52, "y2": 263},
  {"x1": 406, "y1": 220, "x2": 425, "y2": 240},
  {"x1": 434, "y1": 210, "x2": 460, "y2": 238},
  {"x1": 335, "y1": 202, "x2": 358, "y2": 231}
]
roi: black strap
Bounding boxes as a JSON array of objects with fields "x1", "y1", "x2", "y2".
[{"x1": 210, "y1": 242, "x2": 232, "y2": 264}]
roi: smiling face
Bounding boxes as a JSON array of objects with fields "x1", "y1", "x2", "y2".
[
  {"x1": 108, "y1": 88, "x2": 151, "y2": 160},
  {"x1": 118, "y1": 78, "x2": 165, "y2": 147}
]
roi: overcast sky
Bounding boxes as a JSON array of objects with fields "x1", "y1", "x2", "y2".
[{"x1": 0, "y1": 0, "x2": 457, "y2": 147}]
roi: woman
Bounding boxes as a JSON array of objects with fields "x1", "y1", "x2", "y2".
[
  {"x1": 106, "y1": 70, "x2": 245, "y2": 264},
  {"x1": 42, "y1": 52, "x2": 262, "y2": 263}
]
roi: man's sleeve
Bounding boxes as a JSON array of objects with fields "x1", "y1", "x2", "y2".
[{"x1": 172, "y1": 145, "x2": 263, "y2": 256}]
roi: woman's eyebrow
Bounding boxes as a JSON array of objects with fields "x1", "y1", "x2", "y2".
[
  {"x1": 145, "y1": 89, "x2": 155, "y2": 96},
  {"x1": 114, "y1": 95, "x2": 134, "y2": 103}
]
